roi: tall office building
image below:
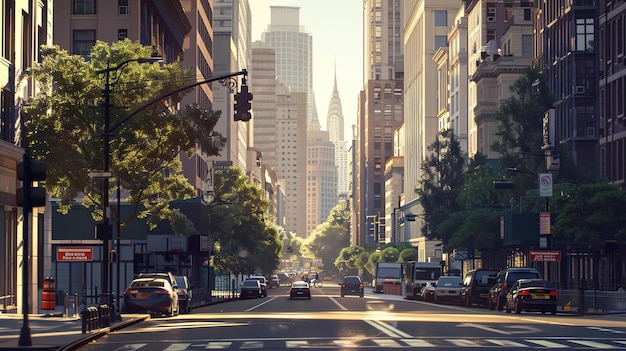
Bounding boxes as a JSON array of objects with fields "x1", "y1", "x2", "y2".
[
  {"x1": 307, "y1": 130, "x2": 337, "y2": 236},
  {"x1": 261, "y1": 6, "x2": 320, "y2": 131},
  {"x1": 275, "y1": 89, "x2": 308, "y2": 237},
  {"x1": 535, "y1": 0, "x2": 599, "y2": 174},
  {"x1": 212, "y1": 0, "x2": 252, "y2": 172},
  {"x1": 327, "y1": 70, "x2": 349, "y2": 196},
  {"x1": 599, "y1": 0, "x2": 626, "y2": 190},
  {"x1": 402, "y1": 0, "x2": 460, "y2": 229},
  {"x1": 354, "y1": 0, "x2": 405, "y2": 247}
]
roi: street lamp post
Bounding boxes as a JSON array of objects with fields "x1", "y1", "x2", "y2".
[
  {"x1": 97, "y1": 57, "x2": 163, "y2": 307},
  {"x1": 97, "y1": 61, "x2": 248, "y2": 307}
]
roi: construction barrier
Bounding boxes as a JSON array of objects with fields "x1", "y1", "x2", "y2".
[
  {"x1": 41, "y1": 277, "x2": 55, "y2": 310},
  {"x1": 383, "y1": 282, "x2": 402, "y2": 296}
]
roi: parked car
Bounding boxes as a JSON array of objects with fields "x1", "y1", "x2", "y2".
[
  {"x1": 434, "y1": 276, "x2": 463, "y2": 304},
  {"x1": 289, "y1": 281, "x2": 311, "y2": 299},
  {"x1": 240, "y1": 280, "x2": 262, "y2": 299},
  {"x1": 340, "y1": 276, "x2": 364, "y2": 297},
  {"x1": 173, "y1": 275, "x2": 193, "y2": 313},
  {"x1": 137, "y1": 272, "x2": 178, "y2": 291},
  {"x1": 488, "y1": 267, "x2": 542, "y2": 311},
  {"x1": 460, "y1": 268, "x2": 500, "y2": 307},
  {"x1": 245, "y1": 276, "x2": 268, "y2": 297},
  {"x1": 269, "y1": 274, "x2": 280, "y2": 288},
  {"x1": 420, "y1": 282, "x2": 436, "y2": 302},
  {"x1": 505, "y1": 279, "x2": 558, "y2": 315},
  {"x1": 123, "y1": 277, "x2": 179, "y2": 317}
]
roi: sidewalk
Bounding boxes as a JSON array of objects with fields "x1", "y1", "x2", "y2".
[{"x1": 0, "y1": 306, "x2": 148, "y2": 351}]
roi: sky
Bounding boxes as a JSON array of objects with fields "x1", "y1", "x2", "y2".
[{"x1": 249, "y1": 0, "x2": 363, "y2": 136}]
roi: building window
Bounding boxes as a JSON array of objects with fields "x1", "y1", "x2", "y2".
[
  {"x1": 118, "y1": 0, "x2": 128, "y2": 15},
  {"x1": 73, "y1": 30, "x2": 96, "y2": 57},
  {"x1": 576, "y1": 18, "x2": 594, "y2": 52},
  {"x1": 435, "y1": 10, "x2": 447, "y2": 26},
  {"x1": 73, "y1": 0, "x2": 96, "y2": 14},
  {"x1": 118, "y1": 29, "x2": 128, "y2": 41},
  {"x1": 435, "y1": 35, "x2": 448, "y2": 50}
]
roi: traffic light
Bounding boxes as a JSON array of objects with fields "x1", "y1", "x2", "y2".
[
  {"x1": 17, "y1": 154, "x2": 47, "y2": 207},
  {"x1": 234, "y1": 84, "x2": 253, "y2": 121}
]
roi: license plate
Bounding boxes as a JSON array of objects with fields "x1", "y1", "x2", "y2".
[
  {"x1": 350, "y1": 289, "x2": 356, "y2": 293},
  {"x1": 479, "y1": 293, "x2": 488, "y2": 298},
  {"x1": 140, "y1": 292, "x2": 150, "y2": 298},
  {"x1": 297, "y1": 291, "x2": 303, "y2": 295},
  {"x1": 531, "y1": 294, "x2": 549, "y2": 299}
]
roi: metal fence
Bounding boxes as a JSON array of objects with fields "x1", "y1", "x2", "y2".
[{"x1": 557, "y1": 289, "x2": 626, "y2": 312}]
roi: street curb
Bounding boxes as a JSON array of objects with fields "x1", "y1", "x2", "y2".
[{"x1": 57, "y1": 315, "x2": 150, "y2": 351}]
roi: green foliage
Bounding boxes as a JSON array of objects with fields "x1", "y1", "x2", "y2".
[
  {"x1": 304, "y1": 202, "x2": 351, "y2": 276},
  {"x1": 364, "y1": 251, "x2": 380, "y2": 275},
  {"x1": 334, "y1": 246, "x2": 365, "y2": 274},
  {"x1": 378, "y1": 247, "x2": 399, "y2": 262},
  {"x1": 25, "y1": 41, "x2": 226, "y2": 234},
  {"x1": 210, "y1": 167, "x2": 279, "y2": 275},
  {"x1": 397, "y1": 248, "x2": 417, "y2": 263},
  {"x1": 416, "y1": 130, "x2": 466, "y2": 244},
  {"x1": 551, "y1": 183, "x2": 626, "y2": 242}
]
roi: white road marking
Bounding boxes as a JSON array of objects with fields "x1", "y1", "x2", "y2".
[
  {"x1": 486, "y1": 339, "x2": 528, "y2": 347},
  {"x1": 372, "y1": 338, "x2": 403, "y2": 347},
  {"x1": 328, "y1": 296, "x2": 349, "y2": 310},
  {"x1": 448, "y1": 339, "x2": 481, "y2": 347},
  {"x1": 112, "y1": 344, "x2": 147, "y2": 350},
  {"x1": 589, "y1": 326, "x2": 626, "y2": 334},
  {"x1": 245, "y1": 296, "x2": 279, "y2": 312},
  {"x1": 164, "y1": 343, "x2": 190, "y2": 350},
  {"x1": 365, "y1": 319, "x2": 412, "y2": 338},
  {"x1": 401, "y1": 338, "x2": 436, "y2": 347},
  {"x1": 240, "y1": 341, "x2": 264, "y2": 348},
  {"x1": 204, "y1": 341, "x2": 231, "y2": 349},
  {"x1": 285, "y1": 340, "x2": 308, "y2": 348},
  {"x1": 526, "y1": 339, "x2": 569, "y2": 348},
  {"x1": 458, "y1": 322, "x2": 540, "y2": 335},
  {"x1": 569, "y1": 340, "x2": 619, "y2": 349}
]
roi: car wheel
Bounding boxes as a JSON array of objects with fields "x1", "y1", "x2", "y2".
[
  {"x1": 341, "y1": 294, "x2": 344, "y2": 297},
  {"x1": 551, "y1": 308, "x2": 557, "y2": 315},
  {"x1": 515, "y1": 302, "x2": 521, "y2": 314},
  {"x1": 488, "y1": 297, "x2": 496, "y2": 310},
  {"x1": 497, "y1": 296, "x2": 505, "y2": 311}
]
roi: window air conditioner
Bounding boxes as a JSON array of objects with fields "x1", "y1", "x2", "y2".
[
  {"x1": 487, "y1": 16, "x2": 495, "y2": 22},
  {"x1": 575, "y1": 85, "x2": 585, "y2": 94}
]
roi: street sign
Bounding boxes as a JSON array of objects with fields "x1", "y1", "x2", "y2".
[
  {"x1": 538, "y1": 173, "x2": 553, "y2": 197},
  {"x1": 57, "y1": 246, "x2": 93, "y2": 261},
  {"x1": 88, "y1": 171, "x2": 112, "y2": 178},
  {"x1": 530, "y1": 250, "x2": 561, "y2": 262},
  {"x1": 539, "y1": 212, "x2": 551, "y2": 235}
]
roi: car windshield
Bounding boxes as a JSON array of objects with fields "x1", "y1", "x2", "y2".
[
  {"x1": 173, "y1": 276, "x2": 187, "y2": 289},
  {"x1": 437, "y1": 277, "x2": 462, "y2": 287},
  {"x1": 243, "y1": 281, "x2": 258, "y2": 287}
]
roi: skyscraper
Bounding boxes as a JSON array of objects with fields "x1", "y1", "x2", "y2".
[
  {"x1": 261, "y1": 6, "x2": 320, "y2": 131},
  {"x1": 327, "y1": 69, "x2": 349, "y2": 195}
]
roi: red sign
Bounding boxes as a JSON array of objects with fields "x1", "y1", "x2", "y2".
[
  {"x1": 57, "y1": 246, "x2": 93, "y2": 261},
  {"x1": 530, "y1": 250, "x2": 561, "y2": 262}
]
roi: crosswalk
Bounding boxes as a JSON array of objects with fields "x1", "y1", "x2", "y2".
[{"x1": 108, "y1": 338, "x2": 626, "y2": 349}]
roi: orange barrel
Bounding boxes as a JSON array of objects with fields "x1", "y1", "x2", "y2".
[{"x1": 41, "y1": 277, "x2": 55, "y2": 310}]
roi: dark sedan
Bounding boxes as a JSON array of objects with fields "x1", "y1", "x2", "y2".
[
  {"x1": 240, "y1": 280, "x2": 262, "y2": 299},
  {"x1": 505, "y1": 278, "x2": 558, "y2": 315},
  {"x1": 289, "y1": 281, "x2": 311, "y2": 299},
  {"x1": 123, "y1": 277, "x2": 179, "y2": 317}
]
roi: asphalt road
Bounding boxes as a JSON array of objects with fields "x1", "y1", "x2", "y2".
[{"x1": 73, "y1": 283, "x2": 626, "y2": 350}]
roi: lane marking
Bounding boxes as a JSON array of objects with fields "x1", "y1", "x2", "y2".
[
  {"x1": 449, "y1": 339, "x2": 481, "y2": 347},
  {"x1": 365, "y1": 320, "x2": 412, "y2": 338},
  {"x1": 486, "y1": 339, "x2": 528, "y2": 347},
  {"x1": 245, "y1": 296, "x2": 279, "y2": 312},
  {"x1": 589, "y1": 326, "x2": 626, "y2": 334},
  {"x1": 569, "y1": 340, "x2": 619, "y2": 349},
  {"x1": 372, "y1": 338, "x2": 403, "y2": 347},
  {"x1": 163, "y1": 343, "x2": 190, "y2": 350},
  {"x1": 328, "y1": 296, "x2": 348, "y2": 310},
  {"x1": 526, "y1": 339, "x2": 569, "y2": 348},
  {"x1": 401, "y1": 338, "x2": 436, "y2": 347},
  {"x1": 458, "y1": 323, "x2": 540, "y2": 335},
  {"x1": 205, "y1": 341, "x2": 232, "y2": 349}
]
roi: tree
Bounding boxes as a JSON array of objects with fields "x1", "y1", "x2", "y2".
[
  {"x1": 397, "y1": 248, "x2": 417, "y2": 263},
  {"x1": 551, "y1": 183, "x2": 626, "y2": 242},
  {"x1": 416, "y1": 129, "x2": 466, "y2": 245},
  {"x1": 25, "y1": 41, "x2": 226, "y2": 234},
  {"x1": 334, "y1": 246, "x2": 365, "y2": 275},
  {"x1": 210, "y1": 167, "x2": 280, "y2": 275},
  {"x1": 378, "y1": 247, "x2": 399, "y2": 262},
  {"x1": 305, "y1": 202, "x2": 351, "y2": 275}
]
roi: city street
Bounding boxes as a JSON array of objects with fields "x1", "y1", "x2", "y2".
[{"x1": 72, "y1": 283, "x2": 626, "y2": 350}]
